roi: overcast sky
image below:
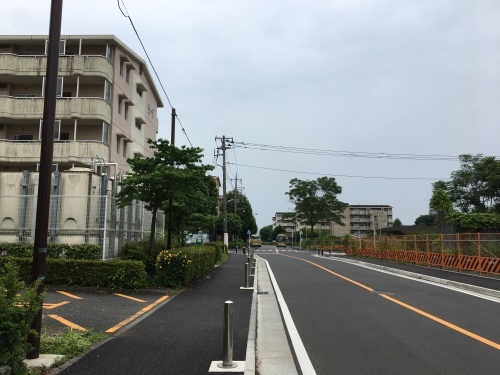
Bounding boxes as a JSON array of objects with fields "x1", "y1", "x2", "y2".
[{"x1": 3, "y1": 1, "x2": 500, "y2": 231}]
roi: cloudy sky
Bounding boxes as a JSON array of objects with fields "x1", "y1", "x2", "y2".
[{"x1": 3, "y1": 1, "x2": 500, "y2": 231}]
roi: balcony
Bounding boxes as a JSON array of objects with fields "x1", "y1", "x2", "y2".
[
  {"x1": 0, "y1": 97, "x2": 111, "y2": 123},
  {"x1": 0, "y1": 54, "x2": 113, "y2": 80},
  {"x1": 0, "y1": 140, "x2": 109, "y2": 164}
]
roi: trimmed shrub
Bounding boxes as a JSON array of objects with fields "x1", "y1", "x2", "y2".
[
  {"x1": 117, "y1": 239, "x2": 168, "y2": 276},
  {"x1": 204, "y1": 242, "x2": 221, "y2": 263},
  {"x1": 0, "y1": 257, "x2": 146, "y2": 289},
  {"x1": 0, "y1": 262, "x2": 43, "y2": 374},
  {"x1": 155, "y1": 246, "x2": 216, "y2": 288},
  {"x1": 0, "y1": 242, "x2": 101, "y2": 260}
]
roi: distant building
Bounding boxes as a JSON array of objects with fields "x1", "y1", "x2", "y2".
[{"x1": 273, "y1": 204, "x2": 393, "y2": 238}]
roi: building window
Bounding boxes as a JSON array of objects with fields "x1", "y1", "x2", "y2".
[
  {"x1": 45, "y1": 40, "x2": 66, "y2": 55},
  {"x1": 135, "y1": 120, "x2": 142, "y2": 130},
  {"x1": 122, "y1": 141, "x2": 127, "y2": 158},
  {"x1": 106, "y1": 44, "x2": 113, "y2": 62},
  {"x1": 102, "y1": 122, "x2": 109, "y2": 145},
  {"x1": 136, "y1": 86, "x2": 143, "y2": 97},
  {"x1": 116, "y1": 137, "x2": 120, "y2": 153},
  {"x1": 118, "y1": 97, "x2": 122, "y2": 114},
  {"x1": 124, "y1": 104, "x2": 129, "y2": 120},
  {"x1": 38, "y1": 119, "x2": 61, "y2": 140},
  {"x1": 104, "y1": 80, "x2": 111, "y2": 103},
  {"x1": 42, "y1": 77, "x2": 63, "y2": 98},
  {"x1": 13, "y1": 134, "x2": 34, "y2": 141}
]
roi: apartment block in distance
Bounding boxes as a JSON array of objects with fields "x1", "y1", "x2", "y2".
[
  {"x1": 331, "y1": 205, "x2": 393, "y2": 237},
  {"x1": 0, "y1": 35, "x2": 163, "y2": 174}
]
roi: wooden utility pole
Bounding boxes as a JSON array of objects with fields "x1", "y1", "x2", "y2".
[
  {"x1": 28, "y1": 0, "x2": 63, "y2": 359},
  {"x1": 215, "y1": 136, "x2": 233, "y2": 247}
]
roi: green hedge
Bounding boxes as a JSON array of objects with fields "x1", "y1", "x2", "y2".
[
  {"x1": 155, "y1": 245, "x2": 216, "y2": 288},
  {"x1": 0, "y1": 257, "x2": 146, "y2": 289},
  {"x1": 0, "y1": 242, "x2": 101, "y2": 260}
]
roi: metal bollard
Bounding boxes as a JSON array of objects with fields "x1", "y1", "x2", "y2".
[
  {"x1": 218, "y1": 301, "x2": 237, "y2": 368},
  {"x1": 245, "y1": 262, "x2": 250, "y2": 288}
]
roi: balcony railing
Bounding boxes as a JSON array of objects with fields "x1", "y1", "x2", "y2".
[
  {"x1": 0, "y1": 97, "x2": 111, "y2": 123},
  {"x1": 0, "y1": 140, "x2": 109, "y2": 164},
  {"x1": 0, "y1": 54, "x2": 113, "y2": 80}
]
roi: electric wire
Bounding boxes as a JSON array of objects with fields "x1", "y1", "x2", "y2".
[
  {"x1": 227, "y1": 162, "x2": 446, "y2": 181},
  {"x1": 233, "y1": 142, "x2": 493, "y2": 161},
  {"x1": 117, "y1": 0, "x2": 193, "y2": 147}
]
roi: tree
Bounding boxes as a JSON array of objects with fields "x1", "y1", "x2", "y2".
[
  {"x1": 286, "y1": 177, "x2": 348, "y2": 238},
  {"x1": 259, "y1": 225, "x2": 273, "y2": 242},
  {"x1": 271, "y1": 225, "x2": 287, "y2": 240},
  {"x1": 429, "y1": 186, "x2": 453, "y2": 233},
  {"x1": 414, "y1": 214, "x2": 436, "y2": 226},
  {"x1": 392, "y1": 218, "x2": 402, "y2": 226},
  {"x1": 117, "y1": 139, "x2": 214, "y2": 250},
  {"x1": 226, "y1": 191, "x2": 258, "y2": 239},
  {"x1": 447, "y1": 154, "x2": 500, "y2": 213}
]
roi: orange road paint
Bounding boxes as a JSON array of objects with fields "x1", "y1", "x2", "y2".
[
  {"x1": 57, "y1": 291, "x2": 83, "y2": 299},
  {"x1": 113, "y1": 293, "x2": 147, "y2": 303},
  {"x1": 281, "y1": 254, "x2": 374, "y2": 292},
  {"x1": 380, "y1": 294, "x2": 500, "y2": 351},
  {"x1": 48, "y1": 314, "x2": 86, "y2": 331},
  {"x1": 281, "y1": 253, "x2": 500, "y2": 350},
  {"x1": 43, "y1": 301, "x2": 70, "y2": 310},
  {"x1": 106, "y1": 295, "x2": 169, "y2": 333}
]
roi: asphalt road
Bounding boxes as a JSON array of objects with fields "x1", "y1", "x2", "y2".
[{"x1": 257, "y1": 248, "x2": 500, "y2": 375}]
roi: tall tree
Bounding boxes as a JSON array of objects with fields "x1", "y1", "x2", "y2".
[
  {"x1": 286, "y1": 177, "x2": 347, "y2": 238},
  {"x1": 226, "y1": 191, "x2": 258, "y2": 238},
  {"x1": 117, "y1": 139, "x2": 214, "y2": 250},
  {"x1": 429, "y1": 186, "x2": 453, "y2": 233},
  {"x1": 447, "y1": 154, "x2": 500, "y2": 213},
  {"x1": 414, "y1": 214, "x2": 436, "y2": 226},
  {"x1": 259, "y1": 225, "x2": 273, "y2": 242},
  {"x1": 392, "y1": 218, "x2": 402, "y2": 226}
]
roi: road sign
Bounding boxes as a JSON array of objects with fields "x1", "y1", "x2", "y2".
[{"x1": 247, "y1": 229, "x2": 251, "y2": 235}]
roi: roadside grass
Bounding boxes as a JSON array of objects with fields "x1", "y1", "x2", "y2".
[
  {"x1": 216, "y1": 252, "x2": 229, "y2": 265},
  {"x1": 27, "y1": 329, "x2": 107, "y2": 374}
]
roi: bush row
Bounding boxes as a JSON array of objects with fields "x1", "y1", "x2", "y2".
[
  {"x1": 0, "y1": 242, "x2": 101, "y2": 260},
  {"x1": 0, "y1": 257, "x2": 147, "y2": 289},
  {"x1": 155, "y1": 244, "x2": 217, "y2": 288}
]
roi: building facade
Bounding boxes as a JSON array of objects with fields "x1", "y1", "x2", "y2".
[
  {"x1": 0, "y1": 35, "x2": 164, "y2": 258},
  {"x1": 273, "y1": 204, "x2": 393, "y2": 238},
  {"x1": 0, "y1": 35, "x2": 163, "y2": 176}
]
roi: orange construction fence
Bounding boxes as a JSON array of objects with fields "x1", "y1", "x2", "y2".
[{"x1": 346, "y1": 233, "x2": 500, "y2": 276}]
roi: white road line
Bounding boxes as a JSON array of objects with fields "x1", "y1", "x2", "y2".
[{"x1": 262, "y1": 258, "x2": 317, "y2": 375}]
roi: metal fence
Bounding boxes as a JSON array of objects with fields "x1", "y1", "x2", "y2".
[
  {"x1": 0, "y1": 194, "x2": 164, "y2": 260},
  {"x1": 346, "y1": 233, "x2": 500, "y2": 275}
]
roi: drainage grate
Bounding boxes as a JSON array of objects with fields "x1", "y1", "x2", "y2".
[{"x1": 257, "y1": 292, "x2": 269, "y2": 295}]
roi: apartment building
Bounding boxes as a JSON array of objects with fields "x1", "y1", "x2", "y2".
[
  {"x1": 0, "y1": 35, "x2": 163, "y2": 175},
  {"x1": 331, "y1": 205, "x2": 393, "y2": 237},
  {"x1": 273, "y1": 204, "x2": 393, "y2": 238},
  {"x1": 0, "y1": 35, "x2": 164, "y2": 257}
]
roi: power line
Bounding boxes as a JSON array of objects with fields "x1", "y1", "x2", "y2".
[
  {"x1": 117, "y1": 0, "x2": 192, "y2": 147},
  {"x1": 234, "y1": 142, "x2": 493, "y2": 161},
  {"x1": 228, "y1": 162, "x2": 446, "y2": 181}
]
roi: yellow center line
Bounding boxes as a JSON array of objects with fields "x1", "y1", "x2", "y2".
[
  {"x1": 43, "y1": 301, "x2": 70, "y2": 310},
  {"x1": 48, "y1": 314, "x2": 86, "y2": 331},
  {"x1": 280, "y1": 253, "x2": 500, "y2": 350},
  {"x1": 113, "y1": 293, "x2": 147, "y2": 303},
  {"x1": 57, "y1": 291, "x2": 83, "y2": 300},
  {"x1": 106, "y1": 295, "x2": 169, "y2": 333}
]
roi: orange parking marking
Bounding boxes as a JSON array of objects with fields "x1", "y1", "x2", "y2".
[
  {"x1": 43, "y1": 301, "x2": 70, "y2": 310},
  {"x1": 48, "y1": 314, "x2": 86, "y2": 331},
  {"x1": 113, "y1": 293, "x2": 147, "y2": 303},
  {"x1": 57, "y1": 291, "x2": 83, "y2": 300},
  {"x1": 106, "y1": 295, "x2": 169, "y2": 333},
  {"x1": 281, "y1": 253, "x2": 500, "y2": 350}
]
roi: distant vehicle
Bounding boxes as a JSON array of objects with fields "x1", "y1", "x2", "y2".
[
  {"x1": 250, "y1": 234, "x2": 262, "y2": 247},
  {"x1": 276, "y1": 234, "x2": 287, "y2": 247}
]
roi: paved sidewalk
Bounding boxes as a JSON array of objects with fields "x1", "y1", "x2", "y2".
[{"x1": 57, "y1": 254, "x2": 253, "y2": 375}]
